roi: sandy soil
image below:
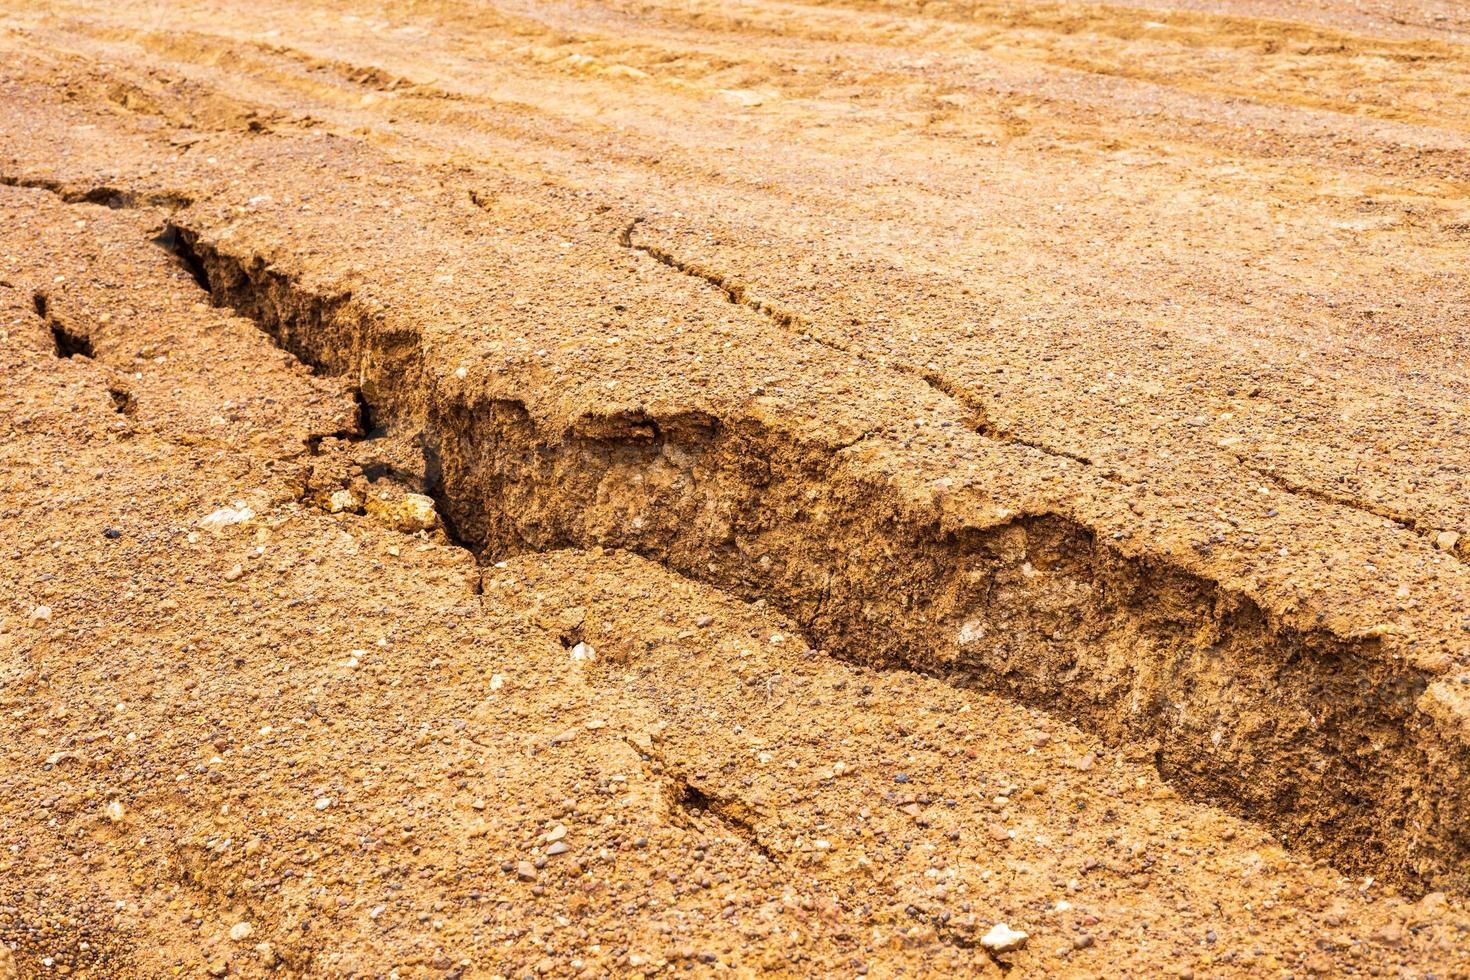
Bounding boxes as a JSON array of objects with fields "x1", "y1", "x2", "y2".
[{"x1": 2, "y1": 0, "x2": 1470, "y2": 976}]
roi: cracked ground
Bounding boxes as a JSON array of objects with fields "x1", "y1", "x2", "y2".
[{"x1": 3, "y1": 0, "x2": 1470, "y2": 976}]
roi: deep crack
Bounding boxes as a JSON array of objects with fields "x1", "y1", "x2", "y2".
[{"x1": 136, "y1": 216, "x2": 1470, "y2": 896}]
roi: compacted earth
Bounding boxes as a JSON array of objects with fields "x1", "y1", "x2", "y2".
[{"x1": 3, "y1": 0, "x2": 1470, "y2": 976}]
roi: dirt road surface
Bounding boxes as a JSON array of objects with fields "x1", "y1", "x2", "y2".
[{"x1": 3, "y1": 0, "x2": 1470, "y2": 976}]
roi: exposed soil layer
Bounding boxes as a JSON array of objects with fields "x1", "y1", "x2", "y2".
[{"x1": 4, "y1": 0, "x2": 1470, "y2": 976}]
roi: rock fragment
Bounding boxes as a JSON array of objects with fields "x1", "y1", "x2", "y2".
[
  {"x1": 981, "y1": 923, "x2": 1028, "y2": 953},
  {"x1": 328, "y1": 489, "x2": 360, "y2": 513},
  {"x1": 365, "y1": 490, "x2": 439, "y2": 532},
  {"x1": 199, "y1": 506, "x2": 254, "y2": 531}
]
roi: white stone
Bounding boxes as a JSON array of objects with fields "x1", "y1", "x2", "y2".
[
  {"x1": 981, "y1": 923, "x2": 1028, "y2": 953},
  {"x1": 199, "y1": 506, "x2": 254, "y2": 531},
  {"x1": 328, "y1": 489, "x2": 359, "y2": 513},
  {"x1": 957, "y1": 619, "x2": 984, "y2": 646},
  {"x1": 229, "y1": 921, "x2": 255, "y2": 942},
  {"x1": 399, "y1": 493, "x2": 438, "y2": 531}
]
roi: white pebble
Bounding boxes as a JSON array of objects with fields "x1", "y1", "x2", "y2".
[
  {"x1": 199, "y1": 506, "x2": 254, "y2": 531},
  {"x1": 981, "y1": 923, "x2": 1028, "y2": 953}
]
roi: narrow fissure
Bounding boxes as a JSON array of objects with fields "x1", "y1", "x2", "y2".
[
  {"x1": 35, "y1": 291, "x2": 96, "y2": 359},
  {"x1": 158, "y1": 219, "x2": 1470, "y2": 897},
  {"x1": 1, "y1": 173, "x2": 193, "y2": 210},
  {"x1": 618, "y1": 219, "x2": 1098, "y2": 472},
  {"x1": 666, "y1": 776, "x2": 779, "y2": 865},
  {"x1": 1241, "y1": 457, "x2": 1464, "y2": 562},
  {"x1": 642, "y1": 734, "x2": 782, "y2": 866}
]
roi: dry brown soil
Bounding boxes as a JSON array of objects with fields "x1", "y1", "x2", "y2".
[{"x1": 3, "y1": 0, "x2": 1470, "y2": 976}]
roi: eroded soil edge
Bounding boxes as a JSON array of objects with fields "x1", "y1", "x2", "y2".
[{"x1": 168, "y1": 221, "x2": 1470, "y2": 895}]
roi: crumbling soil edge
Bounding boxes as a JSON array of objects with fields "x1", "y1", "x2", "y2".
[{"x1": 165, "y1": 218, "x2": 1470, "y2": 895}]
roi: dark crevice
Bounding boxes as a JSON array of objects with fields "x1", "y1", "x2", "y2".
[
  {"x1": 665, "y1": 774, "x2": 779, "y2": 865},
  {"x1": 3, "y1": 174, "x2": 192, "y2": 210},
  {"x1": 414, "y1": 431, "x2": 476, "y2": 555},
  {"x1": 304, "y1": 392, "x2": 378, "y2": 455},
  {"x1": 355, "y1": 389, "x2": 389, "y2": 441},
  {"x1": 107, "y1": 387, "x2": 136, "y2": 415},
  {"x1": 35, "y1": 292, "x2": 96, "y2": 359},
  {"x1": 153, "y1": 225, "x2": 212, "y2": 293},
  {"x1": 1, "y1": 173, "x2": 193, "y2": 210}
]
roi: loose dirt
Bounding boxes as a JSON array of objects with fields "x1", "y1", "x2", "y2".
[{"x1": 3, "y1": 0, "x2": 1470, "y2": 976}]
